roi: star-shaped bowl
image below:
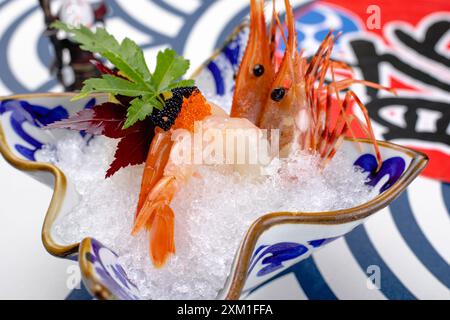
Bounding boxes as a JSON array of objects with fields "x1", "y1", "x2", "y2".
[{"x1": 0, "y1": 25, "x2": 428, "y2": 300}]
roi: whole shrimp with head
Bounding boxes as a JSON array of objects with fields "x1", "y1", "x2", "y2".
[{"x1": 231, "y1": 0, "x2": 393, "y2": 167}]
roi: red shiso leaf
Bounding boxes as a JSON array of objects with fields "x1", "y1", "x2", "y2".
[
  {"x1": 46, "y1": 101, "x2": 155, "y2": 178},
  {"x1": 105, "y1": 119, "x2": 154, "y2": 178},
  {"x1": 46, "y1": 102, "x2": 129, "y2": 138}
]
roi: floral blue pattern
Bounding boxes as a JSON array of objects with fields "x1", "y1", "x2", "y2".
[
  {"x1": 354, "y1": 154, "x2": 406, "y2": 193},
  {"x1": 206, "y1": 28, "x2": 244, "y2": 96},
  {"x1": 85, "y1": 238, "x2": 140, "y2": 300},
  {"x1": 248, "y1": 238, "x2": 339, "y2": 278},
  {"x1": 249, "y1": 243, "x2": 308, "y2": 277},
  {"x1": 0, "y1": 98, "x2": 95, "y2": 160}
]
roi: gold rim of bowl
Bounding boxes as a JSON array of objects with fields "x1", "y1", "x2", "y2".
[{"x1": 0, "y1": 92, "x2": 428, "y2": 299}]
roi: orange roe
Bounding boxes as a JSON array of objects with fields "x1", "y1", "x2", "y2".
[{"x1": 172, "y1": 89, "x2": 212, "y2": 132}]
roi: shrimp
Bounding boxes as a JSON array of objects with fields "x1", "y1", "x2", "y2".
[
  {"x1": 230, "y1": 0, "x2": 274, "y2": 123},
  {"x1": 234, "y1": 0, "x2": 394, "y2": 168},
  {"x1": 133, "y1": 89, "x2": 269, "y2": 267}
]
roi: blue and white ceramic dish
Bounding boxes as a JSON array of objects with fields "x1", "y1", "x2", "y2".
[{"x1": 0, "y1": 25, "x2": 428, "y2": 300}]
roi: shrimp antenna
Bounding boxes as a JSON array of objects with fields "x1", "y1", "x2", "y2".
[
  {"x1": 274, "y1": 11, "x2": 288, "y2": 47},
  {"x1": 269, "y1": 0, "x2": 278, "y2": 61}
]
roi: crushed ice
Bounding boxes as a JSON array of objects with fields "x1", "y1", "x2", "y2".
[{"x1": 37, "y1": 131, "x2": 374, "y2": 300}]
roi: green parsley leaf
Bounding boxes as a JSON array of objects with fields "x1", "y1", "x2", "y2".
[
  {"x1": 152, "y1": 49, "x2": 191, "y2": 91},
  {"x1": 73, "y1": 75, "x2": 149, "y2": 100},
  {"x1": 52, "y1": 21, "x2": 195, "y2": 129},
  {"x1": 124, "y1": 96, "x2": 162, "y2": 129},
  {"x1": 167, "y1": 79, "x2": 196, "y2": 90}
]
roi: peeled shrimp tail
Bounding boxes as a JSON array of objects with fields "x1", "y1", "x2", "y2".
[
  {"x1": 133, "y1": 176, "x2": 178, "y2": 267},
  {"x1": 136, "y1": 129, "x2": 173, "y2": 219},
  {"x1": 149, "y1": 203, "x2": 175, "y2": 268}
]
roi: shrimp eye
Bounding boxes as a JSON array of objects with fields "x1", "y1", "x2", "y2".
[
  {"x1": 271, "y1": 88, "x2": 285, "y2": 102},
  {"x1": 253, "y1": 64, "x2": 265, "y2": 77}
]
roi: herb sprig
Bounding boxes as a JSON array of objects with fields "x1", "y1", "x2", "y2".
[{"x1": 52, "y1": 21, "x2": 194, "y2": 129}]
